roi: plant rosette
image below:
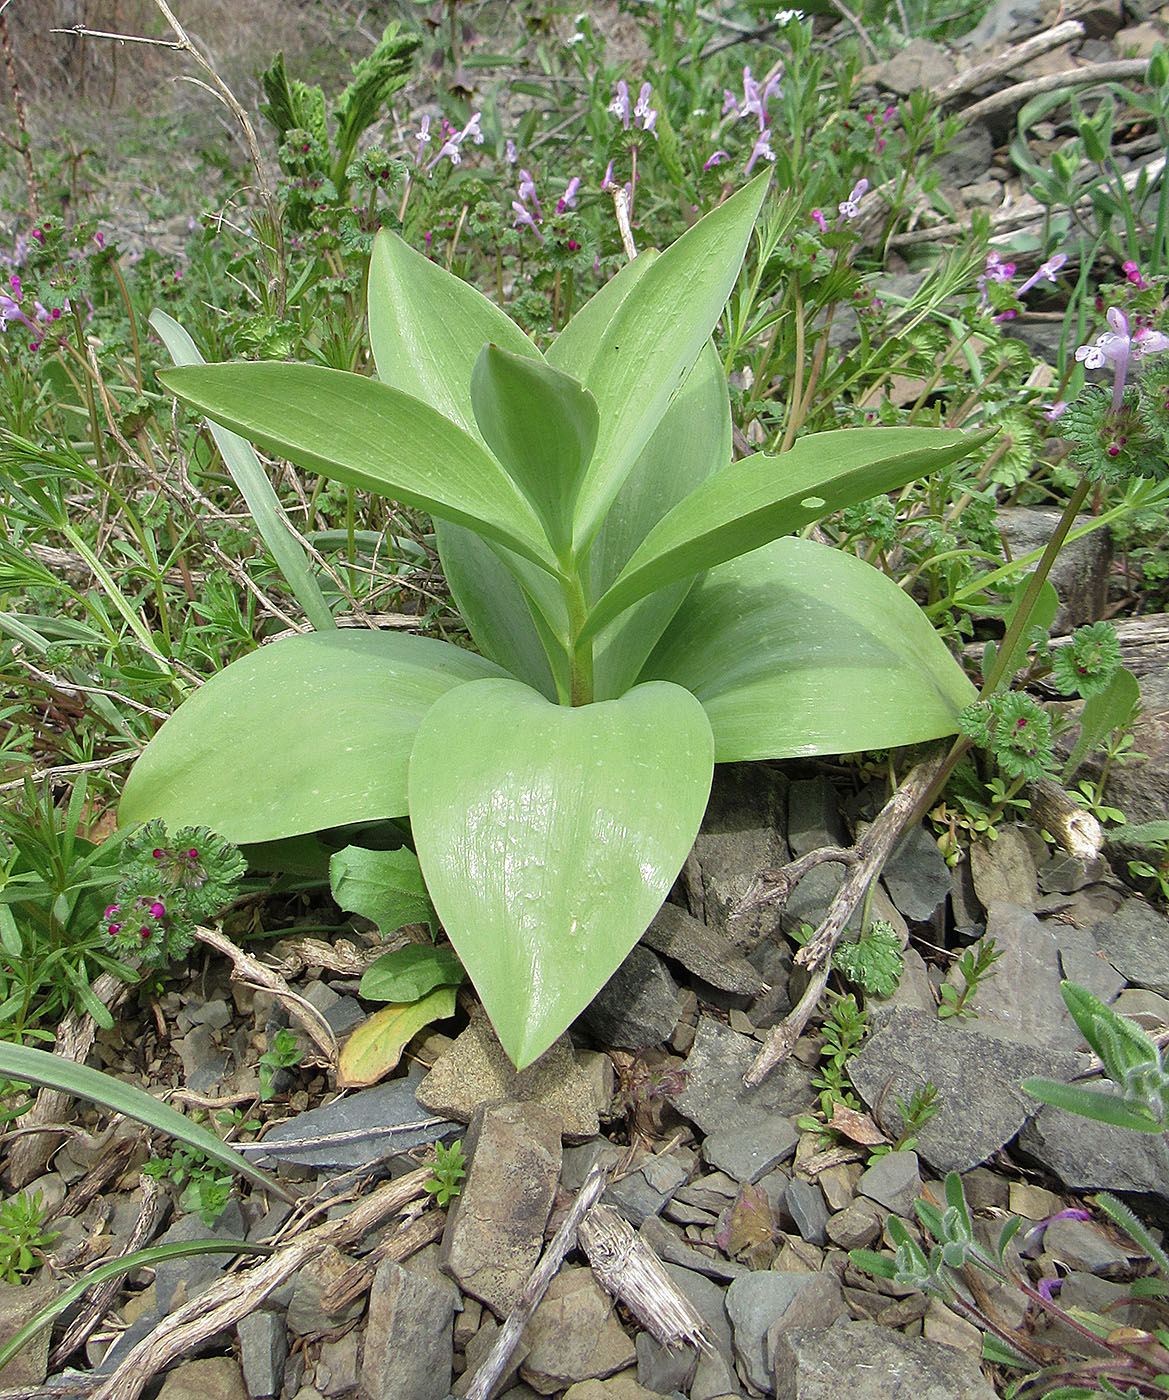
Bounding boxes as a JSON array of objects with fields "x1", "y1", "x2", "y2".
[{"x1": 121, "y1": 174, "x2": 985, "y2": 1068}]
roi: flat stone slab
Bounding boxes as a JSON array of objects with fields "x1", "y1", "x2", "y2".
[
  {"x1": 253, "y1": 1065, "x2": 458, "y2": 1169},
  {"x1": 644, "y1": 902, "x2": 765, "y2": 996},
  {"x1": 1018, "y1": 1102, "x2": 1169, "y2": 1205},
  {"x1": 1092, "y1": 899, "x2": 1169, "y2": 997},
  {"x1": 848, "y1": 1007, "x2": 1081, "y2": 1173},
  {"x1": 670, "y1": 1018, "x2": 815, "y2": 1136}
]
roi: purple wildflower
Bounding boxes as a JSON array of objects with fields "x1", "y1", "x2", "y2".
[
  {"x1": 633, "y1": 82, "x2": 656, "y2": 132},
  {"x1": 1123, "y1": 259, "x2": 1146, "y2": 288},
  {"x1": 811, "y1": 209, "x2": 827, "y2": 233},
  {"x1": 609, "y1": 79, "x2": 631, "y2": 130},
  {"x1": 1017, "y1": 252, "x2": 1067, "y2": 297},
  {"x1": 557, "y1": 176, "x2": 581, "y2": 213},
  {"x1": 1075, "y1": 306, "x2": 1169, "y2": 411},
  {"x1": 703, "y1": 150, "x2": 730, "y2": 172},
  {"x1": 505, "y1": 138, "x2": 517, "y2": 165},
  {"x1": 414, "y1": 115, "x2": 432, "y2": 165},
  {"x1": 518, "y1": 169, "x2": 543, "y2": 219},
  {"x1": 838, "y1": 178, "x2": 869, "y2": 224},
  {"x1": 744, "y1": 129, "x2": 775, "y2": 176},
  {"x1": 511, "y1": 201, "x2": 545, "y2": 244},
  {"x1": 1043, "y1": 400, "x2": 1069, "y2": 422}
]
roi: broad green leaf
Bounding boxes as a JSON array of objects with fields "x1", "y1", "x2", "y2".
[
  {"x1": 583, "y1": 427, "x2": 992, "y2": 643},
  {"x1": 359, "y1": 945, "x2": 465, "y2": 1002},
  {"x1": 545, "y1": 249, "x2": 656, "y2": 380},
  {"x1": 982, "y1": 578, "x2": 1058, "y2": 687},
  {"x1": 592, "y1": 340, "x2": 732, "y2": 700},
  {"x1": 330, "y1": 844, "x2": 435, "y2": 936},
  {"x1": 367, "y1": 228, "x2": 539, "y2": 435},
  {"x1": 409, "y1": 677, "x2": 714, "y2": 1068},
  {"x1": 641, "y1": 537, "x2": 976, "y2": 762},
  {"x1": 338, "y1": 985, "x2": 457, "y2": 1088},
  {"x1": 471, "y1": 345, "x2": 598, "y2": 560},
  {"x1": 0, "y1": 1041, "x2": 291, "y2": 1199},
  {"x1": 555, "y1": 174, "x2": 770, "y2": 548},
  {"x1": 150, "y1": 311, "x2": 336, "y2": 634},
  {"x1": 119, "y1": 630, "x2": 506, "y2": 844},
  {"x1": 1060, "y1": 666, "x2": 1140, "y2": 782},
  {"x1": 1059, "y1": 980, "x2": 1156, "y2": 1068},
  {"x1": 160, "y1": 362, "x2": 558, "y2": 573}
]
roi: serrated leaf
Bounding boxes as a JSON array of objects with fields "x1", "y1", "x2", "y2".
[
  {"x1": 358, "y1": 945, "x2": 465, "y2": 1002},
  {"x1": 338, "y1": 985, "x2": 457, "y2": 1088}
]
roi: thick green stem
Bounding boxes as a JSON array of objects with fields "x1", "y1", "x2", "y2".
[{"x1": 565, "y1": 571, "x2": 594, "y2": 707}]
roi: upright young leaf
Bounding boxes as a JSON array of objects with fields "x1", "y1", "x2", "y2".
[
  {"x1": 556, "y1": 173, "x2": 770, "y2": 549},
  {"x1": 409, "y1": 678, "x2": 714, "y2": 1068},
  {"x1": 471, "y1": 346, "x2": 599, "y2": 560}
]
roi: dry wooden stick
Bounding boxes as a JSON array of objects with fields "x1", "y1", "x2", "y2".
[
  {"x1": 455, "y1": 1163, "x2": 609, "y2": 1400},
  {"x1": 91, "y1": 1169, "x2": 430, "y2": 1400},
  {"x1": 961, "y1": 58, "x2": 1147, "y2": 124},
  {"x1": 744, "y1": 748, "x2": 950, "y2": 1087},
  {"x1": 320, "y1": 1207, "x2": 446, "y2": 1314},
  {"x1": 932, "y1": 19, "x2": 1086, "y2": 105},
  {"x1": 578, "y1": 1203, "x2": 713, "y2": 1353},
  {"x1": 193, "y1": 925, "x2": 338, "y2": 1065}
]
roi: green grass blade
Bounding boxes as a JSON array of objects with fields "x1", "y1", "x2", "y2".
[
  {"x1": 150, "y1": 311, "x2": 336, "y2": 634},
  {"x1": 0, "y1": 1042, "x2": 294, "y2": 1200}
]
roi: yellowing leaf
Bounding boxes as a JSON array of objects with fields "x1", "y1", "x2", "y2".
[{"x1": 337, "y1": 985, "x2": 457, "y2": 1089}]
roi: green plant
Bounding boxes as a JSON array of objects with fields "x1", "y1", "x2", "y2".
[
  {"x1": 832, "y1": 920, "x2": 904, "y2": 999},
  {"x1": 119, "y1": 178, "x2": 987, "y2": 1069},
  {"x1": 798, "y1": 990, "x2": 870, "y2": 1133},
  {"x1": 0, "y1": 1190, "x2": 58, "y2": 1282},
  {"x1": 1023, "y1": 981, "x2": 1169, "y2": 1132},
  {"x1": 423, "y1": 1138, "x2": 466, "y2": 1207},
  {"x1": 143, "y1": 1145, "x2": 234, "y2": 1226},
  {"x1": 258, "y1": 1027, "x2": 305, "y2": 1102},
  {"x1": 882, "y1": 1082, "x2": 941, "y2": 1156},
  {"x1": 937, "y1": 938, "x2": 1001, "y2": 1020},
  {"x1": 1124, "y1": 820, "x2": 1169, "y2": 900}
]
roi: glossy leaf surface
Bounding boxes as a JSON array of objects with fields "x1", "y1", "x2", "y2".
[
  {"x1": 641, "y1": 537, "x2": 976, "y2": 761},
  {"x1": 555, "y1": 174, "x2": 769, "y2": 548},
  {"x1": 584, "y1": 427, "x2": 991, "y2": 641},
  {"x1": 471, "y1": 345, "x2": 598, "y2": 559},
  {"x1": 119, "y1": 631, "x2": 506, "y2": 843},
  {"x1": 408, "y1": 677, "x2": 714, "y2": 1068},
  {"x1": 160, "y1": 362, "x2": 557, "y2": 572}
]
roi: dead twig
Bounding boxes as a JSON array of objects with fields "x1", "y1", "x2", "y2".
[
  {"x1": 455, "y1": 1163, "x2": 609, "y2": 1400},
  {"x1": 319, "y1": 1207, "x2": 446, "y2": 1314},
  {"x1": 960, "y1": 58, "x2": 1147, "y2": 124},
  {"x1": 744, "y1": 748, "x2": 950, "y2": 1087},
  {"x1": 932, "y1": 20, "x2": 1086, "y2": 104},
  {"x1": 92, "y1": 1169, "x2": 430, "y2": 1400}
]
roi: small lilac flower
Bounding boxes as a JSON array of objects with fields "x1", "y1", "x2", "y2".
[
  {"x1": 703, "y1": 149, "x2": 730, "y2": 172},
  {"x1": 1076, "y1": 306, "x2": 1169, "y2": 410},
  {"x1": 722, "y1": 88, "x2": 741, "y2": 119},
  {"x1": 458, "y1": 112, "x2": 484, "y2": 146},
  {"x1": 838, "y1": 178, "x2": 869, "y2": 223},
  {"x1": 557, "y1": 176, "x2": 581, "y2": 213},
  {"x1": 1017, "y1": 252, "x2": 1067, "y2": 297},
  {"x1": 1043, "y1": 400, "x2": 1069, "y2": 421},
  {"x1": 642, "y1": 108, "x2": 657, "y2": 135},
  {"x1": 414, "y1": 114, "x2": 432, "y2": 165},
  {"x1": 511, "y1": 201, "x2": 545, "y2": 243},
  {"x1": 505, "y1": 138, "x2": 517, "y2": 165},
  {"x1": 634, "y1": 82, "x2": 653, "y2": 124},
  {"x1": 518, "y1": 169, "x2": 543, "y2": 219},
  {"x1": 427, "y1": 138, "x2": 462, "y2": 170},
  {"x1": 1123, "y1": 259, "x2": 1146, "y2": 288},
  {"x1": 811, "y1": 209, "x2": 827, "y2": 233},
  {"x1": 609, "y1": 79, "x2": 631, "y2": 130},
  {"x1": 983, "y1": 250, "x2": 1015, "y2": 282},
  {"x1": 737, "y1": 65, "x2": 782, "y2": 131},
  {"x1": 744, "y1": 129, "x2": 776, "y2": 176},
  {"x1": 601, "y1": 159, "x2": 618, "y2": 191},
  {"x1": 1037, "y1": 1277, "x2": 1062, "y2": 1303}
]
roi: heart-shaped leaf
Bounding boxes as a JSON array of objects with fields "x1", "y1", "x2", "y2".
[
  {"x1": 408, "y1": 678, "x2": 714, "y2": 1068},
  {"x1": 338, "y1": 985, "x2": 457, "y2": 1088}
]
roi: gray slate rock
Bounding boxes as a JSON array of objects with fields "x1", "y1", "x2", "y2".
[
  {"x1": 1092, "y1": 899, "x2": 1169, "y2": 997},
  {"x1": 784, "y1": 1179, "x2": 829, "y2": 1247},
  {"x1": 1056, "y1": 923, "x2": 1125, "y2": 1005},
  {"x1": 703, "y1": 1116, "x2": 799, "y2": 1185},
  {"x1": 848, "y1": 1007, "x2": 1081, "y2": 1173},
  {"x1": 825, "y1": 1201, "x2": 883, "y2": 1250},
  {"x1": 604, "y1": 1152, "x2": 688, "y2": 1227},
  {"x1": 670, "y1": 1018, "x2": 815, "y2": 1136},
  {"x1": 300, "y1": 980, "x2": 366, "y2": 1037},
  {"x1": 1042, "y1": 1217, "x2": 1141, "y2": 1275},
  {"x1": 774, "y1": 1318, "x2": 998, "y2": 1400},
  {"x1": 636, "y1": 1333, "x2": 696, "y2": 1396},
  {"x1": 691, "y1": 1349, "x2": 746, "y2": 1400},
  {"x1": 882, "y1": 824, "x2": 952, "y2": 925},
  {"x1": 287, "y1": 1247, "x2": 364, "y2": 1335},
  {"x1": 682, "y1": 764, "x2": 790, "y2": 943},
  {"x1": 726, "y1": 1271, "x2": 845, "y2": 1393},
  {"x1": 178, "y1": 1022, "x2": 230, "y2": 1095},
  {"x1": 0, "y1": 1276, "x2": 55, "y2": 1389},
  {"x1": 786, "y1": 776, "x2": 847, "y2": 856},
  {"x1": 360, "y1": 1258, "x2": 455, "y2": 1400},
  {"x1": 153, "y1": 1202, "x2": 247, "y2": 1314},
  {"x1": 237, "y1": 1312, "x2": 287, "y2": 1399},
  {"x1": 969, "y1": 827, "x2": 1039, "y2": 909},
  {"x1": 315, "y1": 1331, "x2": 359, "y2": 1395},
  {"x1": 519, "y1": 1266, "x2": 636, "y2": 1393},
  {"x1": 255, "y1": 1064, "x2": 457, "y2": 1169},
  {"x1": 869, "y1": 38, "x2": 957, "y2": 93},
  {"x1": 644, "y1": 902, "x2": 765, "y2": 996},
  {"x1": 639, "y1": 1213, "x2": 748, "y2": 1283},
  {"x1": 156, "y1": 1357, "x2": 247, "y2": 1400},
  {"x1": 997, "y1": 507, "x2": 1111, "y2": 634},
  {"x1": 1018, "y1": 1102, "x2": 1169, "y2": 1203},
  {"x1": 440, "y1": 1101, "x2": 561, "y2": 1316},
  {"x1": 856, "y1": 1150, "x2": 922, "y2": 1216},
  {"x1": 579, "y1": 945, "x2": 680, "y2": 1051}
]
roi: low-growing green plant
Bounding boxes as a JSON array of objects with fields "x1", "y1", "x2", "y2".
[
  {"x1": 1124, "y1": 820, "x2": 1169, "y2": 901},
  {"x1": 119, "y1": 177, "x2": 987, "y2": 1068},
  {"x1": 143, "y1": 1145, "x2": 234, "y2": 1227},
  {"x1": 0, "y1": 1190, "x2": 58, "y2": 1282},
  {"x1": 937, "y1": 938, "x2": 1001, "y2": 1020},
  {"x1": 798, "y1": 991, "x2": 870, "y2": 1134},
  {"x1": 423, "y1": 1139, "x2": 466, "y2": 1208},
  {"x1": 832, "y1": 920, "x2": 904, "y2": 999},
  {"x1": 258, "y1": 1027, "x2": 305, "y2": 1102}
]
